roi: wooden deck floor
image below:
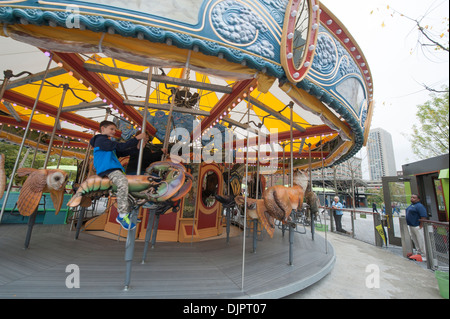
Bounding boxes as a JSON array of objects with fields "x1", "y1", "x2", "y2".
[{"x1": 0, "y1": 223, "x2": 335, "y2": 299}]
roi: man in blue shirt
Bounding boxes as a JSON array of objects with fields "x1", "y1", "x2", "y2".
[
  {"x1": 332, "y1": 196, "x2": 348, "y2": 233},
  {"x1": 406, "y1": 194, "x2": 428, "y2": 257}
]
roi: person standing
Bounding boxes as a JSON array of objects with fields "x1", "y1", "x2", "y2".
[
  {"x1": 332, "y1": 196, "x2": 347, "y2": 233},
  {"x1": 406, "y1": 194, "x2": 428, "y2": 258},
  {"x1": 372, "y1": 202, "x2": 378, "y2": 213}
]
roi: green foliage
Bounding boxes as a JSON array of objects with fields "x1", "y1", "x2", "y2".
[
  {"x1": 410, "y1": 87, "x2": 449, "y2": 159},
  {"x1": 367, "y1": 187, "x2": 384, "y2": 207},
  {"x1": 0, "y1": 141, "x2": 77, "y2": 182}
]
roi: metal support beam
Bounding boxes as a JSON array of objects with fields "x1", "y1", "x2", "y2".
[
  {"x1": 195, "y1": 78, "x2": 257, "y2": 139},
  {"x1": 5, "y1": 67, "x2": 66, "y2": 90},
  {"x1": 52, "y1": 52, "x2": 157, "y2": 137},
  {"x1": 83, "y1": 63, "x2": 233, "y2": 94},
  {"x1": 2, "y1": 101, "x2": 22, "y2": 122},
  {"x1": 62, "y1": 101, "x2": 109, "y2": 112},
  {"x1": 124, "y1": 100, "x2": 210, "y2": 117},
  {"x1": 249, "y1": 97, "x2": 305, "y2": 132}
]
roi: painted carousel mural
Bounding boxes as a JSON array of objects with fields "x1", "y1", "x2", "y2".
[{"x1": 0, "y1": 0, "x2": 373, "y2": 294}]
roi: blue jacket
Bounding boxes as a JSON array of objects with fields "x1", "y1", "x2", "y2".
[
  {"x1": 406, "y1": 202, "x2": 427, "y2": 227},
  {"x1": 90, "y1": 134, "x2": 139, "y2": 177},
  {"x1": 332, "y1": 201, "x2": 343, "y2": 215}
]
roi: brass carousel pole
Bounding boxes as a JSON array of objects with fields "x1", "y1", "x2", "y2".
[
  {"x1": 321, "y1": 135, "x2": 328, "y2": 254},
  {"x1": 161, "y1": 87, "x2": 177, "y2": 161},
  {"x1": 74, "y1": 110, "x2": 111, "y2": 240},
  {"x1": 56, "y1": 140, "x2": 66, "y2": 169},
  {"x1": 289, "y1": 102, "x2": 294, "y2": 187},
  {"x1": 30, "y1": 132, "x2": 44, "y2": 168},
  {"x1": 0, "y1": 53, "x2": 53, "y2": 225},
  {"x1": 43, "y1": 84, "x2": 69, "y2": 168},
  {"x1": 288, "y1": 101, "x2": 294, "y2": 266},
  {"x1": 124, "y1": 67, "x2": 152, "y2": 290},
  {"x1": 241, "y1": 96, "x2": 250, "y2": 291},
  {"x1": 308, "y1": 142, "x2": 314, "y2": 241},
  {"x1": 282, "y1": 142, "x2": 286, "y2": 185}
]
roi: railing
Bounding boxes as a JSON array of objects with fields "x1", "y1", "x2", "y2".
[
  {"x1": 316, "y1": 206, "x2": 386, "y2": 246},
  {"x1": 422, "y1": 219, "x2": 449, "y2": 271}
]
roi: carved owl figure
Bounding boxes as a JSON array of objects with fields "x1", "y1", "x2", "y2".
[{"x1": 16, "y1": 168, "x2": 68, "y2": 216}]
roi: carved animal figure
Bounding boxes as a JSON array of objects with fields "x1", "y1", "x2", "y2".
[
  {"x1": 16, "y1": 168, "x2": 68, "y2": 216},
  {"x1": 216, "y1": 169, "x2": 310, "y2": 238},
  {"x1": 67, "y1": 161, "x2": 192, "y2": 208},
  {"x1": 0, "y1": 154, "x2": 5, "y2": 200},
  {"x1": 249, "y1": 172, "x2": 266, "y2": 198},
  {"x1": 234, "y1": 196, "x2": 276, "y2": 238},
  {"x1": 223, "y1": 164, "x2": 243, "y2": 197},
  {"x1": 304, "y1": 186, "x2": 320, "y2": 219},
  {"x1": 262, "y1": 169, "x2": 308, "y2": 224}
]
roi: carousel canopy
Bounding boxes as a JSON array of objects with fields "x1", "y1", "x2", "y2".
[{"x1": 0, "y1": 0, "x2": 374, "y2": 172}]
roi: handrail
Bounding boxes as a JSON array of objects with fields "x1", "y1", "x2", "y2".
[
  {"x1": 420, "y1": 218, "x2": 449, "y2": 227},
  {"x1": 319, "y1": 206, "x2": 380, "y2": 215}
]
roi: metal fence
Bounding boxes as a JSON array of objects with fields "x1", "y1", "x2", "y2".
[
  {"x1": 315, "y1": 206, "x2": 387, "y2": 246},
  {"x1": 423, "y1": 219, "x2": 449, "y2": 271},
  {"x1": 314, "y1": 207, "x2": 450, "y2": 271}
]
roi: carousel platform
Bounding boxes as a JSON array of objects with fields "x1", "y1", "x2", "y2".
[{"x1": 0, "y1": 223, "x2": 335, "y2": 299}]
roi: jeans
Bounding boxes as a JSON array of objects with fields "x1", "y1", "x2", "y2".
[{"x1": 334, "y1": 213, "x2": 345, "y2": 233}]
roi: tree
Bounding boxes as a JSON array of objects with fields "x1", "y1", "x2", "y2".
[
  {"x1": 409, "y1": 87, "x2": 449, "y2": 159},
  {"x1": 373, "y1": 3, "x2": 449, "y2": 93},
  {"x1": 0, "y1": 141, "x2": 77, "y2": 183}
]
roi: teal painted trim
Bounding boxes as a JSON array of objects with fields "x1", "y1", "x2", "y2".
[
  {"x1": 0, "y1": 3, "x2": 286, "y2": 78},
  {"x1": 297, "y1": 77, "x2": 364, "y2": 165}
]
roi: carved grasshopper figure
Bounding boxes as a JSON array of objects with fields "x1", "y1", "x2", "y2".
[{"x1": 67, "y1": 161, "x2": 192, "y2": 208}]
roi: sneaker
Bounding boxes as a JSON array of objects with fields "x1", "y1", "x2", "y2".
[
  {"x1": 408, "y1": 254, "x2": 423, "y2": 262},
  {"x1": 116, "y1": 213, "x2": 137, "y2": 230}
]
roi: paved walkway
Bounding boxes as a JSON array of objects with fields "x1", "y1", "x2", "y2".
[
  {"x1": 0, "y1": 223, "x2": 444, "y2": 299},
  {"x1": 285, "y1": 231, "x2": 443, "y2": 299}
]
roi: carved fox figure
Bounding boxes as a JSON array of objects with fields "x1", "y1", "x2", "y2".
[{"x1": 262, "y1": 169, "x2": 308, "y2": 224}]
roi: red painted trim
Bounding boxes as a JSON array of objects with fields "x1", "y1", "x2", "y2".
[
  {"x1": 319, "y1": 8, "x2": 373, "y2": 95},
  {"x1": 51, "y1": 52, "x2": 157, "y2": 136},
  {"x1": 2, "y1": 90, "x2": 99, "y2": 133},
  {"x1": 284, "y1": 0, "x2": 320, "y2": 82}
]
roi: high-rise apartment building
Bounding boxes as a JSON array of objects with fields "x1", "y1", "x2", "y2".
[{"x1": 367, "y1": 128, "x2": 397, "y2": 180}]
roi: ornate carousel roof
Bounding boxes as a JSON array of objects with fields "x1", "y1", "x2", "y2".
[{"x1": 0, "y1": 0, "x2": 373, "y2": 171}]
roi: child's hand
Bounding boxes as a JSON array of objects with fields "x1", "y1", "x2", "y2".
[
  {"x1": 135, "y1": 132, "x2": 146, "y2": 140},
  {"x1": 136, "y1": 132, "x2": 149, "y2": 149}
]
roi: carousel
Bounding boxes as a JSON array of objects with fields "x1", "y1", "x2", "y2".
[{"x1": 0, "y1": 0, "x2": 373, "y2": 298}]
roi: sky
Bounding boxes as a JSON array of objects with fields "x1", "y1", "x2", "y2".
[
  {"x1": 0, "y1": 0, "x2": 449, "y2": 178},
  {"x1": 321, "y1": 0, "x2": 449, "y2": 176}
]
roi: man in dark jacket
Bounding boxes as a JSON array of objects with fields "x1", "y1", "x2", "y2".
[{"x1": 406, "y1": 194, "x2": 428, "y2": 258}]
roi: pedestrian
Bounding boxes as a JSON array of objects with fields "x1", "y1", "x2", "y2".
[
  {"x1": 331, "y1": 196, "x2": 347, "y2": 233},
  {"x1": 372, "y1": 202, "x2": 378, "y2": 213},
  {"x1": 90, "y1": 120, "x2": 148, "y2": 230},
  {"x1": 406, "y1": 194, "x2": 428, "y2": 258}
]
